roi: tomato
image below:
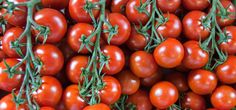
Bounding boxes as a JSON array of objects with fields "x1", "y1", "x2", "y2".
[
  {"x1": 63, "y1": 85, "x2": 87, "y2": 110},
  {"x1": 156, "y1": 13, "x2": 182, "y2": 38},
  {"x1": 0, "y1": 58, "x2": 24, "y2": 92},
  {"x1": 153, "y1": 38, "x2": 184, "y2": 68},
  {"x1": 116, "y1": 70, "x2": 140, "y2": 95},
  {"x1": 83, "y1": 103, "x2": 110, "y2": 110},
  {"x1": 69, "y1": 0, "x2": 100, "y2": 23},
  {"x1": 67, "y1": 23, "x2": 96, "y2": 54},
  {"x1": 183, "y1": 11, "x2": 210, "y2": 41},
  {"x1": 34, "y1": 44, "x2": 64, "y2": 76},
  {"x1": 149, "y1": 81, "x2": 179, "y2": 109},
  {"x1": 126, "y1": 0, "x2": 151, "y2": 24},
  {"x1": 181, "y1": 91, "x2": 206, "y2": 110},
  {"x1": 32, "y1": 76, "x2": 62, "y2": 107},
  {"x1": 56, "y1": 100, "x2": 66, "y2": 110},
  {"x1": 182, "y1": 40, "x2": 209, "y2": 69},
  {"x1": 127, "y1": 90, "x2": 153, "y2": 110},
  {"x1": 141, "y1": 71, "x2": 163, "y2": 87},
  {"x1": 66, "y1": 55, "x2": 89, "y2": 84},
  {"x1": 219, "y1": 26, "x2": 236, "y2": 55},
  {"x1": 41, "y1": 0, "x2": 69, "y2": 9},
  {"x1": 101, "y1": 45, "x2": 125, "y2": 75},
  {"x1": 164, "y1": 72, "x2": 189, "y2": 92},
  {"x1": 0, "y1": 93, "x2": 28, "y2": 110},
  {"x1": 130, "y1": 51, "x2": 158, "y2": 78},
  {"x1": 2, "y1": 27, "x2": 26, "y2": 57},
  {"x1": 211, "y1": 85, "x2": 236, "y2": 110},
  {"x1": 99, "y1": 76, "x2": 121, "y2": 105},
  {"x1": 188, "y1": 69, "x2": 217, "y2": 95},
  {"x1": 156, "y1": 0, "x2": 181, "y2": 12},
  {"x1": 103, "y1": 13, "x2": 131, "y2": 45},
  {"x1": 182, "y1": 0, "x2": 209, "y2": 10},
  {"x1": 111, "y1": 0, "x2": 128, "y2": 13},
  {"x1": 0, "y1": 23, "x2": 13, "y2": 35},
  {"x1": 216, "y1": 55, "x2": 236, "y2": 84},
  {"x1": 216, "y1": 0, "x2": 236, "y2": 27},
  {"x1": 40, "y1": 107, "x2": 55, "y2": 110}
]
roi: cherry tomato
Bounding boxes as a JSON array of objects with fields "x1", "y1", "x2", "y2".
[
  {"x1": 63, "y1": 85, "x2": 87, "y2": 110},
  {"x1": 141, "y1": 71, "x2": 163, "y2": 87},
  {"x1": 111, "y1": 0, "x2": 128, "y2": 13},
  {"x1": 149, "y1": 81, "x2": 179, "y2": 109},
  {"x1": 32, "y1": 76, "x2": 62, "y2": 107},
  {"x1": 34, "y1": 8, "x2": 67, "y2": 43},
  {"x1": 164, "y1": 72, "x2": 189, "y2": 92},
  {"x1": 40, "y1": 107, "x2": 55, "y2": 110},
  {"x1": 99, "y1": 76, "x2": 121, "y2": 105},
  {"x1": 219, "y1": 26, "x2": 236, "y2": 55},
  {"x1": 181, "y1": 91, "x2": 206, "y2": 110},
  {"x1": 130, "y1": 51, "x2": 158, "y2": 78},
  {"x1": 182, "y1": 40, "x2": 209, "y2": 69},
  {"x1": 188, "y1": 69, "x2": 217, "y2": 95},
  {"x1": 34, "y1": 44, "x2": 64, "y2": 76},
  {"x1": 211, "y1": 85, "x2": 236, "y2": 110},
  {"x1": 127, "y1": 90, "x2": 153, "y2": 110},
  {"x1": 101, "y1": 45, "x2": 125, "y2": 75},
  {"x1": 156, "y1": 0, "x2": 181, "y2": 12},
  {"x1": 2, "y1": 27, "x2": 26, "y2": 57},
  {"x1": 182, "y1": 0, "x2": 209, "y2": 10},
  {"x1": 41, "y1": 0, "x2": 69, "y2": 9},
  {"x1": 83, "y1": 103, "x2": 110, "y2": 110},
  {"x1": 56, "y1": 100, "x2": 66, "y2": 110},
  {"x1": 69, "y1": 0, "x2": 100, "y2": 23},
  {"x1": 0, "y1": 58, "x2": 24, "y2": 92},
  {"x1": 183, "y1": 11, "x2": 210, "y2": 41},
  {"x1": 116, "y1": 70, "x2": 140, "y2": 95},
  {"x1": 153, "y1": 38, "x2": 184, "y2": 68},
  {"x1": 156, "y1": 13, "x2": 182, "y2": 38},
  {"x1": 103, "y1": 13, "x2": 131, "y2": 45},
  {"x1": 67, "y1": 23, "x2": 96, "y2": 54},
  {"x1": 0, "y1": 93, "x2": 28, "y2": 110}
]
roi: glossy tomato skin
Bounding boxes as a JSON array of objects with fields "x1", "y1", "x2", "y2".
[
  {"x1": 150, "y1": 81, "x2": 179, "y2": 109},
  {"x1": 99, "y1": 76, "x2": 121, "y2": 105},
  {"x1": 216, "y1": 55, "x2": 236, "y2": 84},
  {"x1": 183, "y1": 11, "x2": 210, "y2": 41},
  {"x1": 66, "y1": 55, "x2": 88, "y2": 84},
  {"x1": 130, "y1": 51, "x2": 158, "y2": 78},
  {"x1": 111, "y1": 0, "x2": 128, "y2": 13},
  {"x1": 219, "y1": 26, "x2": 236, "y2": 54},
  {"x1": 141, "y1": 71, "x2": 163, "y2": 87},
  {"x1": 34, "y1": 44, "x2": 64, "y2": 76},
  {"x1": 40, "y1": 107, "x2": 55, "y2": 110},
  {"x1": 211, "y1": 85, "x2": 236, "y2": 110},
  {"x1": 182, "y1": 40, "x2": 209, "y2": 69},
  {"x1": 181, "y1": 91, "x2": 206, "y2": 110},
  {"x1": 63, "y1": 85, "x2": 87, "y2": 110},
  {"x1": 156, "y1": 0, "x2": 181, "y2": 12},
  {"x1": 182, "y1": 0, "x2": 209, "y2": 10},
  {"x1": 41, "y1": 0, "x2": 69, "y2": 9},
  {"x1": 156, "y1": 13, "x2": 182, "y2": 38},
  {"x1": 188, "y1": 69, "x2": 217, "y2": 95},
  {"x1": 103, "y1": 13, "x2": 131, "y2": 45},
  {"x1": 101, "y1": 45, "x2": 125, "y2": 75},
  {"x1": 116, "y1": 70, "x2": 140, "y2": 95},
  {"x1": 164, "y1": 72, "x2": 189, "y2": 92},
  {"x1": 2, "y1": 27, "x2": 26, "y2": 57},
  {"x1": 0, "y1": 93, "x2": 28, "y2": 110},
  {"x1": 83, "y1": 103, "x2": 110, "y2": 110},
  {"x1": 69, "y1": 0, "x2": 100, "y2": 23},
  {"x1": 126, "y1": 0, "x2": 151, "y2": 24},
  {"x1": 32, "y1": 76, "x2": 62, "y2": 107},
  {"x1": 153, "y1": 38, "x2": 184, "y2": 68},
  {"x1": 128, "y1": 90, "x2": 153, "y2": 110},
  {"x1": 67, "y1": 23, "x2": 96, "y2": 54},
  {"x1": 0, "y1": 58, "x2": 24, "y2": 92}
]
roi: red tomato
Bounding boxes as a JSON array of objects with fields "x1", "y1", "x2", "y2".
[
  {"x1": 67, "y1": 23, "x2": 96, "y2": 54},
  {"x1": 156, "y1": 13, "x2": 182, "y2": 38},
  {"x1": 188, "y1": 69, "x2": 217, "y2": 95},
  {"x1": 156, "y1": 0, "x2": 181, "y2": 12},
  {"x1": 183, "y1": 11, "x2": 210, "y2": 41},
  {"x1": 130, "y1": 51, "x2": 158, "y2": 78},
  {"x1": 83, "y1": 103, "x2": 110, "y2": 110},
  {"x1": 101, "y1": 45, "x2": 125, "y2": 75},
  {"x1": 153, "y1": 38, "x2": 184, "y2": 68},
  {"x1": 2, "y1": 27, "x2": 26, "y2": 57},
  {"x1": 34, "y1": 8, "x2": 67, "y2": 43},
  {"x1": 56, "y1": 100, "x2": 66, "y2": 110},
  {"x1": 111, "y1": 0, "x2": 128, "y2": 13},
  {"x1": 149, "y1": 81, "x2": 179, "y2": 109},
  {"x1": 127, "y1": 90, "x2": 153, "y2": 110},
  {"x1": 34, "y1": 44, "x2": 64, "y2": 76},
  {"x1": 40, "y1": 107, "x2": 55, "y2": 110},
  {"x1": 63, "y1": 85, "x2": 87, "y2": 110},
  {"x1": 103, "y1": 13, "x2": 131, "y2": 45},
  {"x1": 211, "y1": 85, "x2": 236, "y2": 110},
  {"x1": 69, "y1": 0, "x2": 100, "y2": 23},
  {"x1": 181, "y1": 91, "x2": 206, "y2": 110},
  {"x1": 99, "y1": 76, "x2": 121, "y2": 105},
  {"x1": 182, "y1": 0, "x2": 209, "y2": 10},
  {"x1": 182, "y1": 40, "x2": 209, "y2": 69},
  {"x1": 219, "y1": 26, "x2": 236, "y2": 54},
  {"x1": 0, "y1": 93, "x2": 28, "y2": 110},
  {"x1": 141, "y1": 71, "x2": 163, "y2": 87},
  {"x1": 0, "y1": 58, "x2": 24, "y2": 92},
  {"x1": 32, "y1": 76, "x2": 62, "y2": 107},
  {"x1": 164, "y1": 72, "x2": 189, "y2": 92},
  {"x1": 41, "y1": 0, "x2": 69, "y2": 9}
]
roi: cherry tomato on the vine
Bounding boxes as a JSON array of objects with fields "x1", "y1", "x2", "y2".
[
  {"x1": 111, "y1": 0, "x2": 128, "y2": 13},
  {"x1": 83, "y1": 103, "x2": 110, "y2": 110},
  {"x1": 182, "y1": 0, "x2": 209, "y2": 10},
  {"x1": 141, "y1": 70, "x2": 163, "y2": 87},
  {"x1": 164, "y1": 72, "x2": 189, "y2": 92},
  {"x1": 156, "y1": 0, "x2": 181, "y2": 13},
  {"x1": 41, "y1": 0, "x2": 68, "y2": 10},
  {"x1": 219, "y1": 26, "x2": 236, "y2": 55},
  {"x1": 0, "y1": 93, "x2": 28, "y2": 110},
  {"x1": 181, "y1": 91, "x2": 206, "y2": 110}
]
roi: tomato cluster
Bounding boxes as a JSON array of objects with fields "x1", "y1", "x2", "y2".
[{"x1": 0, "y1": 0, "x2": 235, "y2": 110}]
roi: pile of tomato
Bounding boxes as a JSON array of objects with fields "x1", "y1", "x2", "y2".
[{"x1": 0, "y1": 0, "x2": 236, "y2": 110}]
